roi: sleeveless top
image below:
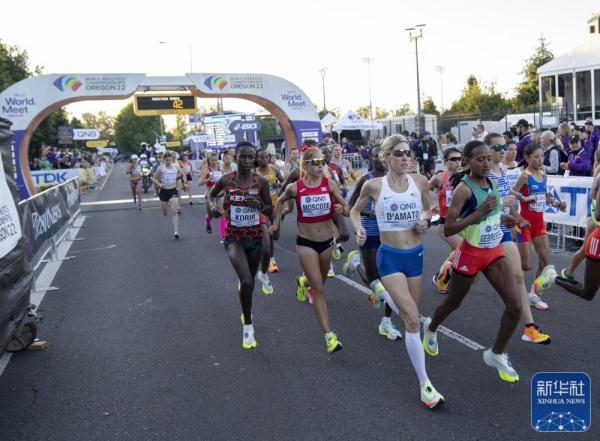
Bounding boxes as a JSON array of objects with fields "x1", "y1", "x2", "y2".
[
  {"x1": 222, "y1": 172, "x2": 263, "y2": 241},
  {"x1": 360, "y1": 171, "x2": 380, "y2": 237},
  {"x1": 131, "y1": 163, "x2": 142, "y2": 175},
  {"x1": 295, "y1": 176, "x2": 334, "y2": 224},
  {"x1": 181, "y1": 161, "x2": 192, "y2": 174},
  {"x1": 159, "y1": 164, "x2": 178, "y2": 186},
  {"x1": 206, "y1": 166, "x2": 223, "y2": 188},
  {"x1": 505, "y1": 166, "x2": 522, "y2": 189},
  {"x1": 436, "y1": 170, "x2": 453, "y2": 218},
  {"x1": 459, "y1": 175, "x2": 503, "y2": 248},
  {"x1": 487, "y1": 166, "x2": 512, "y2": 235},
  {"x1": 258, "y1": 166, "x2": 279, "y2": 203},
  {"x1": 519, "y1": 170, "x2": 547, "y2": 218},
  {"x1": 375, "y1": 174, "x2": 422, "y2": 232}
]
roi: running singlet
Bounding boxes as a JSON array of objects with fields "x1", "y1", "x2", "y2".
[
  {"x1": 131, "y1": 163, "x2": 142, "y2": 175},
  {"x1": 375, "y1": 174, "x2": 422, "y2": 232},
  {"x1": 159, "y1": 165, "x2": 178, "y2": 186},
  {"x1": 207, "y1": 167, "x2": 223, "y2": 188},
  {"x1": 488, "y1": 166, "x2": 511, "y2": 235},
  {"x1": 295, "y1": 176, "x2": 334, "y2": 223},
  {"x1": 361, "y1": 171, "x2": 379, "y2": 237},
  {"x1": 459, "y1": 175, "x2": 503, "y2": 248},
  {"x1": 436, "y1": 170, "x2": 453, "y2": 218},
  {"x1": 519, "y1": 171, "x2": 547, "y2": 218},
  {"x1": 328, "y1": 162, "x2": 341, "y2": 183},
  {"x1": 260, "y1": 166, "x2": 279, "y2": 203},
  {"x1": 222, "y1": 172, "x2": 262, "y2": 241},
  {"x1": 181, "y1": 161, "x2": 192, "y2": 174},
  {"x1": 505, "y1": 166, "x2": 522, "y2": 189}
]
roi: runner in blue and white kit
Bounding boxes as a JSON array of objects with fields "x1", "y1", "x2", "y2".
[{"x1": 344, "y1": 144, "x2": 401, "y2": 340}]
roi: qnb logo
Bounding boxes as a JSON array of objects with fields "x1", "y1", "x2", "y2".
[
  {"x1": 204, "y1": 76, "x2": 228, "y2": 90},
  {"x1": 53, "y1": 76, "x2": 82, "y2": 92}
]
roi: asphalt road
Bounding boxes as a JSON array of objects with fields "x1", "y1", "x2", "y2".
[{"x1": 0, "y1": 163, "x2": 597, "y2": 441}]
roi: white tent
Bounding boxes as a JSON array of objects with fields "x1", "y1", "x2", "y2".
[
  {"x1": 537, "y1": 38, "x2": 600, "y2": 76},
  {"x1": 332, "y1": 110, "x2": 382, "y2": 132},
  {"x1": 320, "y1": 112, "x2": 337, "y2": 133}
]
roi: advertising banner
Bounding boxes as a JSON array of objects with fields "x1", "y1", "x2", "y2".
[
  {"x1": 19, "y1": 178, "x2": 80, "y2": 263},
  {"x1": 30, "y1": 169, "x2": 81, "y2": 189},
  {"x1": 0, "y1": 152, "x2": 22, "y2": 259},
  {"x1": 73, "y1": 128, "x2": 100, "y2": 140},
  {"x1": 545, "y1": 176, "x2": 593, "y2": 228}
]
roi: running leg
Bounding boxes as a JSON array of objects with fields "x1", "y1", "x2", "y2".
[
  {"x1": 297, "y1": 245, "x2": 333, "y2": 333},
  {"x1": 428, "y1": 271, "x2": 475, "y2": 332},
  {"x1": 169, "y1": 197, "x2": 180, "y2": 234},
  {"x1": 555, "y1": 258, "x2": 600, "y2": 300},
  {"x1": 531, "y1": 235, "x2": 551, "y2": 278},
  {"x1": 226, "y1": 243, "x2": 261, "y2": 324}
]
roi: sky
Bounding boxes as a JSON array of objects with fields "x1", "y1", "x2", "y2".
[{"x1": 2, "y1": 0, "x2": 598, "y2": 123}]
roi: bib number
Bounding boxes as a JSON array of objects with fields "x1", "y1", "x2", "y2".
[
  {"x1": 529, "y1": 193, "x2": 546, "y2": 213},
  {"x1": 211, "y1": 171, "x2": 222, "y2": 181},
  {"x1": 423, "y1": 153, "x2": 429, "y2": 160},
  {"x1": 478, "y1": 213, "x2": 503, "y2": 248},
  {"x1": 230, "y1": 206, "x2": 259, "y2": 227},
  {"x1": 162, "y1": 170, "x2": 177, "y2": 185},
  {"x1": 300, "y1": 194, "x2": 331, "y2": 218},
  {"x1": 383, "y1": 198, "x2": 420, "y2": 230},
  {"x1": 445, "y1": 190, "x2": 453, "y2": 207}
]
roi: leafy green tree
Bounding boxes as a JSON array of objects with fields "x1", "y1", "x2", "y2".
[
  {"x1": 394, "y1": 103, "x2": 413, "y2": 116},
  {"x1": 114, "y1": 103, "x2": 162, "y2": 154},
  {"x1": 375, "y1": 107, "x2": 390, "y2": 119},
  {"x1": 513, "y1": 36, "x2": 554, "y2": 107},
  {"x1": 422, "y1": 97, "x2": 438, "y2": 115},
  {"x1": 29, "y1": 108, "x2": 69, "y2": 159},
  {"x1": 81, "y1": 111, "x2": 115, "y2": 140},
  {"x1": 170, "y1": 114, "x2": 187, "y2": 141},
  {"x1": 356, "y1": 106, "x2": 371, "y2": 119},
  {"x1": 0, "y1": 40, "x2": 42, "y2": 92},
  {"x1": 448, "y1": 75, "x2": 508, "y2": 119},
  {"x1": 257, "y1": 116, "x2": 278, "y2": 138}
]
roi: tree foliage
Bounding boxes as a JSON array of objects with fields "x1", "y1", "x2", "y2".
[
  {"x1": 0, "y1": 40, "x2": 42, "y2": 92},
  {"x1": 257, "y1": 116, "x2": 278, "y2": 138},
  {"x1": 355, "y1": 106, "x2": 370, "y2": 119},
  {"x1": 375, "y1": 107, "x2": 390, "y2": 119},
  {"x1": 29, "y1": 109, "x2": 69, "y2": 158},
  {"x1": 114, "y1": 103, "x2": 162, "y2": 154},
  {"x1": 513, "y1": 36, "x2": 554, "y2": 107},
  {"x1": 422, "y1": 97, "x2": 438, "y2": 115},
  {"x1": 446, "y1": 75, "x2": 508, "y2": 119},
  {"x1": 81, "y1": 111, "x2": 115, "y2": 140},
  {"x1": 394, "y1": 103, "x2": 413, "y2": 116}
]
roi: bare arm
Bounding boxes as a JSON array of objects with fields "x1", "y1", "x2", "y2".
[
  {"x1": 207, "y1": 175, "x2": 228, "y2": 216},
  {"x1": 257, "y1": 176, "x2": 273, "y2": 217},
  {"x1": 348, "y1": 175, "x2": 369, "y2": 208},
  {"x1": 278, "y1": 168, "x2": 300, "y2": 196},
  {"x1": 152, "y1": 167, "x2": 162, "y2": 187},
  {"x1": 328, "y1": 179, "x2": 350, "y2": 216},
  {"x1": 444, "y1": 182, "x2": 496, "y2": 237},
  {"x1": 269, "y1": 183, "x2": 297, "y2": 233},
  {"x1": 350, "y1": 180, "x2": 375, "y2": 245}
]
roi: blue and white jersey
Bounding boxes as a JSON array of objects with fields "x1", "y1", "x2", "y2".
[{"x1": 361, "y1": 171, "x2": 380, "y2": 237}]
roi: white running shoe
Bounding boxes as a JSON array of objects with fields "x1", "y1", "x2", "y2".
[
  {"x1": 342, "y1": 250, "x2": 361, "y2": 277},
  {"x1": 483, "y1": 348, "x2": 519, "y2": 383},
  {"x1": 242, "y1": 324, "x2": 257, "y2": 349},
  {"x1": 257, "y1": 271, "x2": 273, "y2": 295},
  {"x1": 174, "y1": 232, "x2": 181, "y2": 240},
  {"x1": 378, "y1": 318, "x2": 402, "y2": 340},
  {"x1": 327, "y1": 262, "x2": 335, "y2": 278},
  {"x1": 421, "y1": 380, "x2": 445, "y2": 409},
  {"x1": 529, "y1": 292, "x2": 549, "y2": 311},
  {"x1": 422, "y1": 317, "x2": 439, "y2": 357}
]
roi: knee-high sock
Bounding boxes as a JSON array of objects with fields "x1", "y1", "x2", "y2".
[
  {"x1": 219, "y1": 217, "x2": 227, "y2": 238},
  {"x1": 405, "y1": 331, "x2": 429, "y2": 387}
]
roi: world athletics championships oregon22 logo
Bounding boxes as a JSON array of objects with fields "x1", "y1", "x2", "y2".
[
  {"x1": 53, "y1": 76, "x2": 82, "y2": 92},
  {"x1": 204, "y1": 76, "x2": 228, "y2": 90}
]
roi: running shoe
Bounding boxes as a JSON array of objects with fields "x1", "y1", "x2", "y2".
[
  {"x1": 533, "y1": 265, "x2": 557, "y2": 295},
  {"x1": 268, "y1": 258, "x2": 280, "y2": 273},
  {"x1": 257, "y1": 271, "x2": 273, "y2": 295},
  {"x1": 325, "y1": 332, "x2": 343, "y2": 353},
  {"x1": 327, "y1": 263, "x2": 335, "y2": 278},
  {"x1": 342, "y1": 250, "x2": 360, "y2": 277},
  {"x1": 529, "y1": 292, "x2": 549, "y2": 311},
  {"x1": 435, "y1": 261, "x2": 452, "y2": 294},
  {"x1": 242, "y1": 324, "x2": 257, "y2": 349},
  {"x1": 483, "y1": 348, "x2": 519, "y2": 383},
  {"x1": 174, "y1": 232, "x2": 181, "y2": 240},
  {"x1": 521, "y1": 324, "x2": 551, "y2": 345},
  {"x1": 138, "y1": 203, "x2": 142, "y2": 211},
  {"x1": 420, "y1": 380, "x2": 445, "y2": 409},
  {"x1": 378, "y1": 318, "x2": 402, "y2": 341},
  {"x1": 295, "y1": 275, "x2": 307, "y2": 302},
  {"x1": 559, "y1": 268, "x2": 574, "y2": 280},
  {"x1": 177, "y1": 207, "x2": 181, "y2": 216},
  {"x1": 369, "y1": 282, "x2": 386, "y2": 309},
  {"x1": 331, "y1": 240, "x2": 342, "y2": 260},
  {"x1": 422, "y1": 317, "x2": 439, "y2": 357},
  {"x1": 205, "y1": 216, "x2": 212, "y2": 234},
  {"x1": 307, "y1": 287, "x2": 314, "y2": 304},
  {"x1": 189, "y1": 200, "x2": 193, "y2": 206}
]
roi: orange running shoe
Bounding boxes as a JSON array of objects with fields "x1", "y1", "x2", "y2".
[{"x1": 268, "y1": 258, "x2": 280, "y2": 273}]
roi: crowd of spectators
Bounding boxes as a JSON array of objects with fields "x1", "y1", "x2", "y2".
[{"x1": 29, "y1": 144, "x2": 104, "y2": 171}]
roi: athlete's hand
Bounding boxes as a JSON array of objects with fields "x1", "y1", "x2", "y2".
[
  {"x1": 557, "y1": 201, "x2": 567, "y2": 212},
  {"x1": 415, "y1": 219, "x2": 429, "y2": 234},
  {"x1": 517, "y1": 217, "x2": 530, "y2": 229},
  {"x1": 503, "y1": 194, "x2": 516, "y2": 207},
  {"x1": 431, "y1": 206, "x2": 440, "y2": 215},
  {"x1": 355, "y1": 227, "x2": 367, "y2": 246},
  {"x1": 478, "y1": 194, "x2": 497, "y2": 216},
  {"x1": 268, "y1": 222, "x2": 279, "y2": 235},
  {"x1": 501, "y1": 214, "x2": 517, "y2": 229},
  {"x1": 522, "y1": 195, "x2": 536, "y2": 203}
]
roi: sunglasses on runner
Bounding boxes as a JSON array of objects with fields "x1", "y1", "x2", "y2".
[
  {"x1": 305, "y1": 158, "x2": 326, "y2": 166},
  {"x1": 391, "y1": 149, "x2": 411, "y2": 158},
  {"x1": 491, "y1": 144, "x2": 507, "y2": 152},
  {"x1": 447, "y1": 156, "x2": 462, "y2": 162}
]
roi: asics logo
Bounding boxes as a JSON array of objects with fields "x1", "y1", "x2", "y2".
[{"x1": 418, "y1": 251, "x2": 424, "y2": 257}]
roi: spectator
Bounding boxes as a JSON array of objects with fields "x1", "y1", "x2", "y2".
[
  {"x1": 472, "y1": 123, "x2": 488, "y2": 141},
  {"x1": 561, "y1": 135, "x2": 591, "y2": 176},
  {"x1": 558, "y1": 122, "x2": 572, "y2": 153},
  {"x1": 359, "y1": 144, "x2": 369, "y2": 161},
  {"x1": 584, "y1": 120, "x2": 600, "y2": 157},
  {"x1": 514, "y1": 119, "x2": 531, "y2": 162},
  {"x1": 541, "y1": 130, "x2": 567, "y2": 175},
  {"x1": 30, "y1": 158, "x2": 40, "y2": 171},
  {"x1": 441, "y1": 132, "x2": 459, "y2": 152},
  {"x1": 340, "y1": 137, "x2": 354, "y2": 154},
  {"x1": 411, "y1": 130, "x2": 438, "y2": 178},
  {"x1": 502, "y1": 130, "x2": 514, "y2": 143}
]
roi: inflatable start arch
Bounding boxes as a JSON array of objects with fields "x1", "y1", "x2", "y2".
[{"x1": 0, "y1": 73, "x2": 322, "y2": 199}]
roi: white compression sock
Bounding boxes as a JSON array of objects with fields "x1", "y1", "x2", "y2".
[{"x1": 405, "y1": 331, "x2": 429, "y2": 387}]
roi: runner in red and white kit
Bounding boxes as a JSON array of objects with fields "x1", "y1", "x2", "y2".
[
  {"x1": 179, "y1": 153, "x2": 194, "y2": 205},
  {"x1": 199, "y1": 152, "x2": 223, "y2": 234},
  {"x1": 270, "y1": 146, "x2": 350, "y2": 353},
  {"x1": 208, "y1": 142, "x2": 272, "y2": 350}
]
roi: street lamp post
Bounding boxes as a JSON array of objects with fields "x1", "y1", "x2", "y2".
[
  {"x1": 319, "y1": 68, "x2": 327, "y2": 112},
  {"x1": 405, "y1": 25, "x2": 425, "y2": 130},
  {"x1": 435, "y1": 65, "x2": 445, "y2": 112},
  {"x1": 360, "y1": 57, "x2": 375, "y2": 128}
]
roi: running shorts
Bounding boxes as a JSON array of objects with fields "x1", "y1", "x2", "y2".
[
  {"x1": 516, "y1": 213, "x2": 546, "y2": 243},
  {"x1": 452, "y1": 241, "x2": 504, "y2": 277},
  {"x1": 360, "y1": 235, "x2": 381, "y2": 251},
  {"x1": 223, "y1": 238, "x2": 263, "y2": 255},
  {"x1": 584, "y1": 227, "x2": 600, "y2": 261},
  {"x1": 186, "y1": 173, "x2": 193, "y2": 182},
  {"x1": 376, "y1": 243, "x2": 424, "y2": 278},
  {"x1": 159, "y1": 188, "x2": 178, "y2": 202},
  {"x1": 296, "y1": 236, "x2": 334, "y2": 254}
]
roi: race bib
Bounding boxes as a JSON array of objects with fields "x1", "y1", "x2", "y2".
[
  {"x1": 423, "y1": 153, "x2": 429, "y2": 160},
  {"x1": 211, "y1": 171, "x2": 223, "y2": 181},
  {"x1": 383, "y1": 198, "x2": 420, "y2": 230},
  {"x1": 162, "y1": 170, "x2": 177, "y2": 185},
  {"x1": 445, "y1": 190, "x2": 453, "y2": 207},
  {"x1": 478, "y1": 213, "x2": 503, "y2": 248},
  {"x1": 300, "y1": 194, "x2": 331, "y2": 218},
  {"x1": 528, "y1": 193, "x2": 546, "y2": 213},
  {"x1": 230, "y1": 205, "x2": 259, "y2": 227},
  {"x1": 184, "y1": 164, "x2": 191, "y2": 173}
]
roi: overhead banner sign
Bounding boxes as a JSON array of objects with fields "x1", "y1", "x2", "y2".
[
  {"x1": 0, "y1": 153, "x2": 22, "y2": 259},
  {"x1": 545, "y1": 176, "x2": 593, "y2": 227},
  {"x1": 86, "y1": 140, "x2": 108, "y2": 148},
  {"x1": 73, "y1": 128, "x2": 100, "y2": 140},
  {"x1": 134, "y1": 94, "x2": 197, "y2": 116}
]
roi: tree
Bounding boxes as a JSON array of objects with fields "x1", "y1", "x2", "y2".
[
  {"x1": 513, "y1": 36, "x2": 554, "y2": 108},
  {"x1": 257, "y1": 116, "x2": 278, "y2": 138},
  {"x1": 171, "y1": 114, "x2": 187, "y2": 141},
  {"x1": 29, "y1": 108, "x2": 69, "y2": 159},
  {"x1": 0, "y1": 40, "x2": 42, "y2": 92},
  {"x1": 448, "y1": 75, "x2": 508, "y2": 119},
  {"x1": 375, "y1": 107, "x2": 390, "y2": 119},
  {"x1": 81, "y1": 111, "x2": 115, "y2": 141},
  {"x1": 114, "y1": 103, "x2": 162, "y2": 154},
  {"x1": 422, "y1": 97, "x2": 438, "y2": 115},
  {"x1": 394, "y1": 103, "x2": 413, "y2": 116},
  {"x1": 356, "y1": 106, "x2": 371, "y2": 119}
]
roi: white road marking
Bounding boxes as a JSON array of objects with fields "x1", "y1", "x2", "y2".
[
  {"x1": 81, "y1": 194, "x2": 206, "y2": 206},
  {"x1": 0, "y1": 215, "x2": 87, "y2": 378}
]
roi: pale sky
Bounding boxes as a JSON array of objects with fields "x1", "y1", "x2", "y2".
[{"x1": 2, "y1": 0, "x2": 598, "y2": 121}]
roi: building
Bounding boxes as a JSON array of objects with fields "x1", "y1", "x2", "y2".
[{"x1": 538, "y1": 13, "x2": 600, "y2": 124}]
